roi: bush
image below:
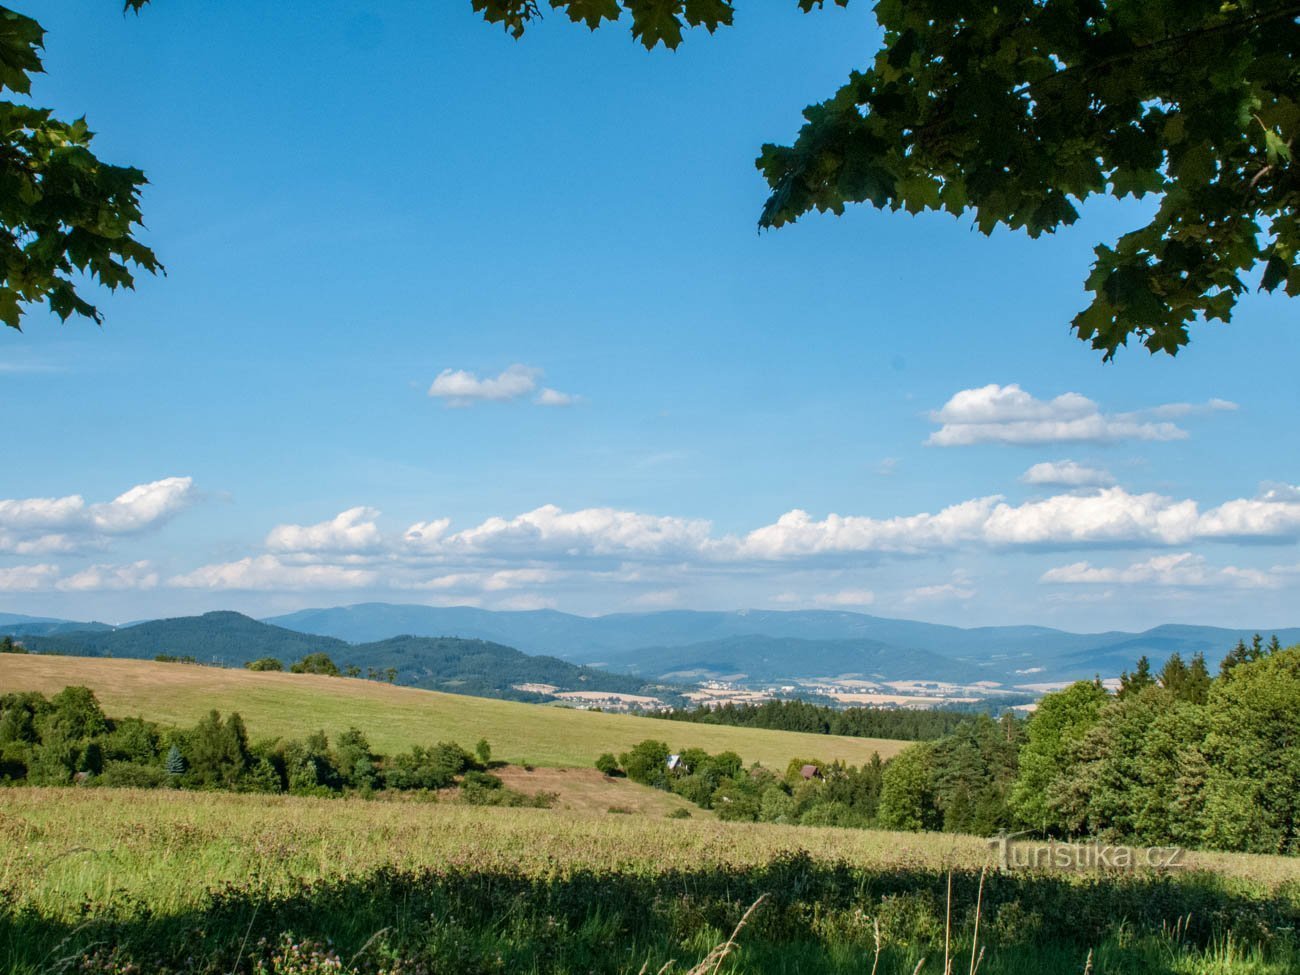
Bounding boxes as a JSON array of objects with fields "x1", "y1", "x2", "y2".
[
  {"x1": 99, "y1": 761, "x2": 169, "y2": 789},
  {"x1": 245, "y1": 657, "x2": 283, "y2": 672},
  {"x1": 665, "y1": 807, "x2": 691, "y2": 819},
  {"x1": 619, "y1": 740, "x2": 670, "y2": 788},
  {"x1": 289, "y1": 653, "x2": 340, "y2": 676},
  {"x1": 595, "y1": 753, "x2": 622, "y2": 777}
]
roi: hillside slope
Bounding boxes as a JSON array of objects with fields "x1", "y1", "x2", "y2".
[
  {"x1": 0, "y1": 655, "x2": 908, "y2": 768},
  {"x1": 19, "y1": 612, "x2": 669, "y2": 703}
]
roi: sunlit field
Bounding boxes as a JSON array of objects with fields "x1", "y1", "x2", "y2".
[{"x1": 4, "y1": 788, "x2": 1300, "y2": 974}]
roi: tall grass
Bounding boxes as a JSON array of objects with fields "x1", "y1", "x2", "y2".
[{"x1": 2, "y1": 789, "x2": 1299, "y2": 974}]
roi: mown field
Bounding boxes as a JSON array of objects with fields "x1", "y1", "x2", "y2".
[
  {"x1": 0, "y1": 655, "x2": 907, "y2": 768},
  {"x1": 4, "y1": 788, "x2": 1300, "y2": 974}
]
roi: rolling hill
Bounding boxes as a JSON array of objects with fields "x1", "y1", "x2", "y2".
[
  {"x1": 14, "y1": 611, "x2": 674, "y2": 704},
  {"x1": 265, "y1": 602, "x2": 1300, "y2": 682},
  {"x1": 606, "y1": 635, "x2": 991, "y2": 684},
  {"x1": 0, "y1": 655, "x2": 909, "y2": 769}
]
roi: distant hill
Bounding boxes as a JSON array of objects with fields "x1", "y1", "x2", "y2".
[
  {"x1": 265, "y1": 603, "x2": 1300, "y2": 684},
  {"x1": 606, "y1": 635, "x2": 990, "y2": 684},
  {"x1": 17, "y1": 611, "x2": 676, "y2": 704},
  {"x1": 0, "y1": 612, "x2": 115, "y2": 637}
]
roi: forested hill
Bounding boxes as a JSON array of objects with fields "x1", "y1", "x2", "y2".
[{"x1": 16, "y1": 612, "x2": 671, "y2": 704}]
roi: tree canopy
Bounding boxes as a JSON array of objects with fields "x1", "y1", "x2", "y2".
[
  {"x1": 0, "y1": 4, "x2": 159, "y2": 331},
  {"x1": 477, "y1": 1, "x2": 1299, "y2": 359},
  {"x1": 3, "y1": 1, "x2": 1295, "y2": 355}
]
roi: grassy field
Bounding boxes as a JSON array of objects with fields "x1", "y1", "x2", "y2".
[
  {"x1": 0, "y1": 655, "x2": 909, "y2": 768},
  {"x1": 4, "y1": 789, "x2": 1300, "y2": 974}
]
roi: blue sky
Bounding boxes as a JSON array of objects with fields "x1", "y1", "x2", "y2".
[{"x1": 2, "y1": 1, "x2": 1298, "y2": 630}]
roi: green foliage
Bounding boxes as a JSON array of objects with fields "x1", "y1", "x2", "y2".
[
  {"x1": 1202, "y1": 646, "x2": 1300, "y2": 853},
  {"x1": 0, "y1": 6, "x2": 161, "y2": 330},
  {"x1": 877, "y1": 742, "x2": 940, "y2": 831},
  {"x1": 659, "y1": 697, "x2": 998, "y2": 741},
  {"x1": 290, "y1": 653, "x2": 340, "y2": 676},
  {"x1": 618, "y1": 739, "x2": 670, "y2": 788},
  {"x1": 333, "y1": 727, "x2": 379, "y2": 791},
  {"x1": 246, "y1": 657, "x2": 284, "y2": 672},
  {"x1": 1008, "y1": 680, "x2": 1109, "y2": 833},
  {"x1": 474, "y1": 737, "x2": 492, "y2": 764},
  {"x1": 164, "y1": 742, "x2": 186, "y2": 776},
  {"x1": 185, "y1": 710, "x2": 252, "y2": 789},
  {"x1": 480, "y1": 1, "x2": 1300, "y2": 359},
  {"x1": 594, "y1": 752, "x2": 621, "y2": 776},
  {"x1": 0, "y1": 634, "x2": 27, "y2": 653},
  {"x1": 928, "y1": 714, "x2": 1019, "y2": 835}
]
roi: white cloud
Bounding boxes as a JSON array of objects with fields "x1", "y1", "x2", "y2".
[
  {"x1": 57, "y1": 561, "x2": 159, "y2": 592},
  {"x1": 812, "y1": 589, "x2": 876, "y2": 607},
  {"x1": 169, "y1": 555, "x2": 378, "y2": 591},
  {"x1": 1042, "y1": 553, "x2": 1279, "y2": 590},
  {"x1": 925, "y1": 384, "x2": 1216, "y2": 446},
  {"x1": 424, "y1": 504, "x2": 714, "y2": 560},
  {"x1": 536, "y1": 388, "x2": 576, "y2": 407},
  {"x1": 427, "y1": 364, "x2": 577, "y2": 408},
  {"x1": 0, "y1": 563, "x2": 60, "y2": 591},
  {"x1": 1021, "y1": 460, "x2": 1116, "y2": 488},
  {"x1": 266, "y1": 507, "x2": 383, "y2": 554},
  {"x1": 0, "y1": 477, "x2": 197, "y2": 554}
]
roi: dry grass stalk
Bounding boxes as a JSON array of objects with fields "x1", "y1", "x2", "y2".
[
  {"x1": 969, "y1": 867, "x2": 987, "y2": 975},
  {"x1": 1082, "y1": 947, "x2": 1094, "y2": 975},
  {"x1": 682, "y1": 893, "x2": 770, "y2": 975},
  {"x1": 944, "y1": 871, "x2": 954, "y2": 975},
  {"x1": 870, "y1": 916, "x2": 882, "y2": 975}
]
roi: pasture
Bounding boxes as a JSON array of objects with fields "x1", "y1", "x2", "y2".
[
  {"x1": 0, "y1": 655, "x2": 908, "y2": 769},
  {"x1": 3, "y1": 788, "x2": 1300, "y2": 973}
]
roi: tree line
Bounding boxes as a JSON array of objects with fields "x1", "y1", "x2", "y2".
[
  {"x1": 651, "y1": 697, "x2": 1017, "y2": 742},
  {"x1": 0, "y1": 686, "x2": 550, "y2": 807},
  {"x1": 608, "y1": 636, "x2": 1299, "y2": 854}
]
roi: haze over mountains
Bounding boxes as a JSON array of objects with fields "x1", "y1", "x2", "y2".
[
  {"x1": 264, "y1": 604, "x2": 1300, "y2": 683},
  {"x1": 5, "y1": 603, "x2": 1298, "y2": 689}
]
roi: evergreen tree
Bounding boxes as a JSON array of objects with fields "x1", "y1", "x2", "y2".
[
  {"x1": 1221, "y1": 638, "x2": 1251, "y2": 677},
  {"x1": 1159, "y1": 653, "x2": 1189, "y2": 699},
  {"x1": 165, "y1": 743, "x2": 186, "y2": 776},
  {"x1": 1185, "y1": 653, "x2": 1212, "y2": 706},
  {"x1": 1268, "y1": 634, "x2": 1284, "y2": 656},
  {"x1": 1118, "y1": 656, "x2": 1155, "y2": 698}
]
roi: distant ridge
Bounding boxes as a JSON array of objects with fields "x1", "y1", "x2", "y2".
[
  {"x1": 265, "y1": 603, "x2": 1300, "y2": 683},
  {"x1": 13, "y1": 611, "x2": 673, "y2": 705}
]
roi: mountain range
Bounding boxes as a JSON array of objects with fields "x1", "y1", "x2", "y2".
[
  {"x1": 5, "y1": 603, "x2": 1298, "y2": 690},
  {"x1": 264, "y1": 603, "x2": 1300, "y2": 684},
  {"x1": 6, "y1": 611, "x2": 671, "y2": 704}
]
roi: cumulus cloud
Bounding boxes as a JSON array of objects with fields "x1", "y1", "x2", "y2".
[
  {"x1": 535, "y1": 388, "x2": 577, "y2": 407},
  {"x1": 1041, "y1": 553, "x2": 1278, "y2": 589},
  {"x1": 266, "y1": 507, "x2": 383, "y2": 554},
  {"x1": 1021, "y1": 460, "x2": 1116, "y2": 489},
  {"x1": 427, "y1": 364, "x2": 577, "y2": 408},
  {"x1": 57, "y1": 561, "x2": 160, "y2": 592},
  {"x1": 925, "y1": 384, "x2": 1229, "y2": 446},
  {"x1": 0, "y1": 477, "x2": 197, "y2": 554},
  {"x1": 169, "y1": 555, "x2": 378, "y2": 591},
  {"x1": 420, "y1": 504, "x2": 714, "y2": 560},
  {"x1": 0, "y1": 563, "x2": 60, "y2": 591}
]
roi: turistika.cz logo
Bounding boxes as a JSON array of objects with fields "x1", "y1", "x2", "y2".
[{"x1": 989, "y1": 832, "x2": 1186, "y2": 872}]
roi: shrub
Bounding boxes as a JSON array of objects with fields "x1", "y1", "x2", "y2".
[
  {"x1": 289, "y1": 653, "x2": 339, "y2": 676},
  {"x1": 245, "y1": 657, "x2": 283, "y2": 672},
  {"x1": 99, "y1": 761, "x2": 169, "y2": 788},
  {"x1": 595, "y1": 752, "x2": 622, "y2": 777}
]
